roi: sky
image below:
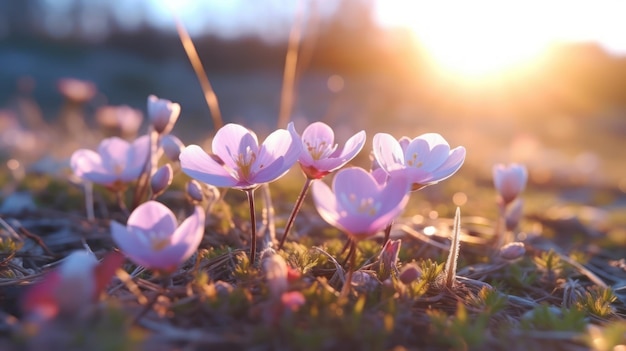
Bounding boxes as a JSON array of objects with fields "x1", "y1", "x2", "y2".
[{"x1": 28, "y1": 0, "x2": 626, "y2": 71}]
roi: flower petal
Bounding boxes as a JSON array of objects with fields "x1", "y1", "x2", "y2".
[
  {"x1": 311, "y1": 180, "x2": 341, "y2": 230},
  {"x1": 98, "y1": 137, "x2": 131, "y2": 174},
  {"x1": 127, "y1": 201, "x2": 177, "y2": 234},
  {"x1": 428, "y1": 146, "x2": 466, "y2": 183},
  {"x1": 405, "y1": 133, "x2": 450, "y2": 172},
  {"x1": 373, "y1": 133, "x2": 405, "y2": 172},
  {"x1": 122, "y1": 135, "x2": 150, "y2": 182},
  {"x1": 336, "y1": 130, "x2": 366, "y2": 163},
  {"x1": 170, "y1": 206, "x2": 205, "y2": 261},
  {"x1": 212, "y1": 124, "x2": 258, "y2": 170},
  {"x1": 70, "y1": 149, "x2": 118, "y2": 185},
  {"x1": 180, "y1": 145, "x2": 239, "y2": 187}
]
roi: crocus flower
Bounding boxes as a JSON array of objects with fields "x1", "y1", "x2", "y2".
[
  {"x1": 70, "y1": 135, "x2": 149, "y2": 191},
  {"x1": 373, "y1": 132, "x2": 466, "y2": 191},
  {"x1": 179, "y1": 123, "x2": 301, "y2": 190},
  {"x1": 111, "y1": 201, "x2": 205, "y2": 273},
  {"x1": 278, "y1": 122, "x2": 365, "y2": 249},
  {"x1": 22, "y1": 250, "x2": 124, "y2": 322},
  {"x1": 289, "y1": 122, "x2": 365, "y2": 179},
  {"x1": 311, "y1": 167, "x2": 410, "y2": 241},
  {"x1": 147, "y1": 95, "x2": 181, "y2": 135},
  {"x1": 493, "y1": 163, "x2": 528, "y2": 205},
  {"x1": 180, "y1": 123, "x2": 301, "y2": 264}
]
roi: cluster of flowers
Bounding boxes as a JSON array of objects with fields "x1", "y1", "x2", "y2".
[{"x1": 23, "y1": 94, "x2": 476, "y2": 322}]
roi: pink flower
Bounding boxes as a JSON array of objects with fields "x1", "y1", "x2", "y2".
[
  {"x1": 70, "y1": 136, "x2": 149, "y2": 190},
  {"x1": 311, "y1": 167, "x2": 410, "y2": 240},
  {"x1": 95, "y1": 105, "x2": 143, "y2": 138},
  {"x1": 179, "y1": 123, "x2": 301, "y2": 190},
  {"x1": 288, "y1": 122, "x2": 365, "y2": 179},
  {"x1": 373, "y1": 133, "x2": 466, "y2": 190},
  {"x1": 57, "y1": 78, "x2": 97, "y2": 103},
  {"x1": 493, "y1": 163, "x2": 527, "y2": 205},
  {"x1": 22, "y1": 250, "x2": 123, "y2": 322},
  {"x1": 147, "y1": 95, "x2": 181, "y2": 135},
  {"x1": 263, "y1": 254, "x2": 289, "y2": 298},
  {"x1": 111, "y1": 201, "x2": 205, "y2": 273},
  {"x1": 281, "y1": 291, "x2": 305, "y2": 312}
]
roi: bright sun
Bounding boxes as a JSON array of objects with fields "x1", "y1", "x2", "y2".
[{"x1": 375, "y1": 0, "x2": 626, "y2": 81}]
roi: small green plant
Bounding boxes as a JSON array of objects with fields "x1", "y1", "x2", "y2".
[
  {"x1": 520, "y1": 305, "x2": 587, "y2": 332},
  {"x1": 282, "y1": 242, "x2": 319, "y2": 275},
  {"x1": 428, "y1": 302, "x2": 489, "y2": 349},
  {"x1": 575, "y1": 286, "x2": 617, "y2": 319}
]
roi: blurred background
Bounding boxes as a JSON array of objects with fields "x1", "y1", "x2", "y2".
[{"x1": 1, "y1": 0, "x2": 625, "y2": 209}]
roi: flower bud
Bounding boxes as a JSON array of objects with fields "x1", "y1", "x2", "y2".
[
  {"x1": 499, "y1": 242, "x2": 526, "y2": 261},
  {"x1": 280, "y1": 291, "x2": 305, "y2": 312},
  {"x1": 379, "y1": 239, "x2": 401, "y2": 280},
  {"x1": 186, "y1": 180, "x2": 204, "y2": 203},
  {"x1": 160, "y1": 134, "x2": 185, "y2": 162},
  {"x1": 493, "y1": 163, "x2": 528, "y2": 205},
  {"x1": 263, "y1": 254, "x2": 288, "y2": 298},
  {"x1": 150, "y1": 164, "x2": 173, "y2": 198},
  {"x1": 147, "y1": 95, "x2": 181, "y2": 135},
  {"x1": 398, "y1": 262, "x2": 422, "y2": 284}
]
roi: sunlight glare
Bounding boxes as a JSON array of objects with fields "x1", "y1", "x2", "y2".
[{"x1": 375, "y1": 0, "x2": 626, "y2": 80}]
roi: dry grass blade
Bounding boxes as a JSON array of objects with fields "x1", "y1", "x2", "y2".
[
  {"x1": 174, "y1": 16, "x2": 223, "y2": 130},
  {"x1": 277, "y1": 0, "x2": 304, "y2": 128},
  {"x1": 443, "y1": 207, "x2": 461, "y2": 288}
]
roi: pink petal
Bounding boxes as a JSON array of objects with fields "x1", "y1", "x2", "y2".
[
  {"x1": 170, "y1": 206, "x2": 205, "y2": 258},
  {"x1": 404, "y1": 134, "x2": 450, "y2": 172},
  {"x1": 180, "y1": 145, "x2": 239, "y2": 187},
  {"x1": 372, "y1": 133, "x2": 405, "y2": 173},
  {"x1": 70, "y1": 149, "x2": 118, "y2": 185},
  {"x1": 301, "y1": 122, "x2": 335, "y2": 150},
  {"x1": 122, "y1": 135, "x2": 150, "y2": 182},
  {"x1": 212, "y1": 124, "x2": 258, "y2": 171},
  {"x1": 428, "y1": 146, "x2": 466, "y2": 183},
  {"x1": 98, "y1": 137, "x2": 131, "y2": 173},
  {"x1": 336, "y1": 130, "x2": 366, "y2": 163},
  {"x1": 333, "y1": 167, "x2": 380, "y2": 202},
  {"x1": 127, "y1": 201, "x2": 177, "y2": 233},
  {"x1": 311, "y1": 180, "x2": 341, "y2": 229}
]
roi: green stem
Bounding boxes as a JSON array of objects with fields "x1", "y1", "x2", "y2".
[
  {"x1": 246, "y1": 189, "x2": 257, "y2": 265},
  {"x1": 277, "y1": 177, "x2": 313, "y2": 250}
]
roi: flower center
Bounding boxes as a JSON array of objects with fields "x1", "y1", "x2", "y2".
[
  {"x1": 348, "y1": 193, "x2": 380, "y2": 216},
  {"x1": 137, "y1": 229, "x2": 171, "y2": 252},
  {"x1": 234, "y1": 146, "x2": 257, "y2": 178},
  {"x1": 305, "y1": 140, "x2": 336, "y2": 160},
  {"x1": 406, "y1": 153, "x2": 423, "y2": 168},
  {"x1": 113, "y1": 163, "x2": 124, "y2": 175}
]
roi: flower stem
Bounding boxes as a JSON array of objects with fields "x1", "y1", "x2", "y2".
[
  {"x1": 132, "y1": 129, "x2": 160, "y2": 209},
  {"x1": 277, "y1": 177, "x2": 313, "y2": 250},
  {"x1": 116, "y1": 191, "x2": 130, "y2": 217},
  {"x1": 246, "y1": 189, "x2": 258, "y2": 265},
  {"x1": 382, "y1": 220, "x2": 394, "y2": 248},
  {"x1": 341, "y1": 238, "x2": 356, "y2": 267},
  {"x1": 340, "y1": 240, "x2": 357, "y2": 299}
]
